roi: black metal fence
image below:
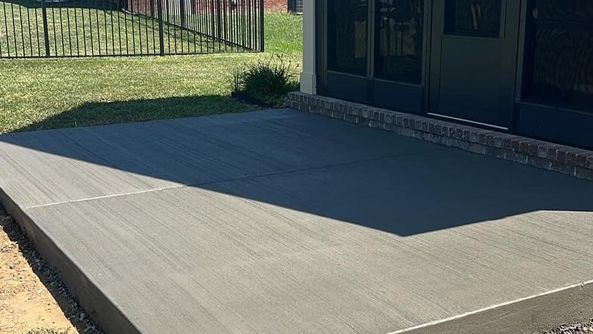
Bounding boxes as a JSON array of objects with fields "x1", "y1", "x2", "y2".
[{"x1": 0, "y1": 0, "x2": 264, "y2": 58}]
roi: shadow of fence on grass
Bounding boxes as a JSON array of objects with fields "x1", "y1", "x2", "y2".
[{"x1": 14, "y1": 95, "x2": 257, "y2": 133}]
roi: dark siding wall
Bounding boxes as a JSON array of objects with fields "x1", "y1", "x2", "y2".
[{"x1": 288, "y1": 0, "x2": 302, "y2": 13}]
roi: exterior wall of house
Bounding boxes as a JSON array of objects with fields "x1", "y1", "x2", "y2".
[
  {"x1": 287, "y1": 0, "x2": 303, "y2": 13},
  {"x1": 306, "y1": 0, "x2": 593, "y2": 150}
]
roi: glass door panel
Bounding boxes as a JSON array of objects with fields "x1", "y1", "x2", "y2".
[
  {"x1": 522, "y1": 0, "x2": 593, "y2": 112},
  {"x1": 327, "y1": 0, "x2": 369, "y2": 75},
  {"x1": 375, "y1": 0, "x2": 425, "y2": 84},
  {"x1": 322, "y1": 0, "x2": 427, "y2": 113},
  {"x1": 444, "y1": 0, "x2": 502, "y2": 37}
]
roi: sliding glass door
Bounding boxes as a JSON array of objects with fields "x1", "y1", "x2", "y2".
[{"x1": 319, "y1": 0, "x2": 427, "y2": 113}]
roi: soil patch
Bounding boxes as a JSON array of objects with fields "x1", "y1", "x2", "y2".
[
  {"x1": 543, "y1": 320, "x2": 593, "y2": 334},
  {"x1": 0, "y1": 207, "x2": 101, "y2": 334}
]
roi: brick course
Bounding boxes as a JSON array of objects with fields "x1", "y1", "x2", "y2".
[
  {"x1": 264, "y1": 0, "x2": 287, "y2": 11},
  {"x1": 289, "y1": 92, "x2": 593, "y2": 182}
]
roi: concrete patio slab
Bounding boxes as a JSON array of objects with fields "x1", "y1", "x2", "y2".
[
  {"x1": 0, "y1": 111, "x2": 438, "y2": 209},
  {"x1": 1, "y1": 110, "x2": 592, "y2": 334}
]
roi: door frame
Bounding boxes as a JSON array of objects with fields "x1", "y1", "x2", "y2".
[{"x1": 426, "y1": 0, "x2": 523, "y2": 130}]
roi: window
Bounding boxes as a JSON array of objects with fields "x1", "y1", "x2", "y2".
[
  {"x1": 327, "y1": 0, "x2": 369, "y2": 75},
  {"x1": 444, "y1": 0, "x2": 502, "y2": 37},
  {"x1": 374, "y1": 0, "x2": 424, "y2": 84},
  {"x1": 522, "y1": 0, "x2": 593, "y2": 111}
]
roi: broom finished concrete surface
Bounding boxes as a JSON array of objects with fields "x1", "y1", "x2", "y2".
[{"x1": 0, "y1": 110, "x2": 592, "y2": 334}]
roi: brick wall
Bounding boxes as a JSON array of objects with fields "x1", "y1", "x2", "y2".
[{"x1": 265, "y1": 0, "x2": 287, "y2": 11}]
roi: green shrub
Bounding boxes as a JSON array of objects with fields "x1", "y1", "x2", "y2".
[{"x1": 232, "y1": 55, "x2": 300, "y2": 107}]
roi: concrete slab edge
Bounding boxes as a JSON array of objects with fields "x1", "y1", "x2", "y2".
[
  {"x1": 289, "y1": 92, "x2": 593, "y2": 182},
  {"x1": 388, "y1": 280, "x2": 593, "y2": 334},
  {"x1": 0, "y1": 187, "x2": 141, "y2": 334}
]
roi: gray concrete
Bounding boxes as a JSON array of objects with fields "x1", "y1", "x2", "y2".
[{"x1": 0, "y1": 110, "x2": 592, "y2": 334}]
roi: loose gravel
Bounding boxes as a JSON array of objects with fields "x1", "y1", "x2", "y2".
[{"x1": 543, "y1": 320, "x2": 593, "y2": 334}]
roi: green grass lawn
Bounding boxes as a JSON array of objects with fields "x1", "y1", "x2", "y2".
[{"x1": 0, "y1": 12, "x2": 302, "y2": 133}]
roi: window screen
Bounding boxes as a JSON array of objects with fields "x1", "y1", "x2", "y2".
[
  {"x1": 444, "y1": 0, "x2": 502, "y2": 37},
  {"x1": 327, "y1": 0, "x2": 369, "y2": 75},
  {"x1": 374, "y1": 0, "x2": 424, "y2": 84},
  {"x1": 522, "y1": 0, "x2": 593, "y2": 111}
]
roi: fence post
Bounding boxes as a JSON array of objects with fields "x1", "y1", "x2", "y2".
[
  {"x1": 41, "y1": 0, "x2": 51, "y2": 57},
  {"x1": 258, "y1": 0, "x2": 264, "y2": 51},
  {"x1": 216, "y1": 0, "x2": 222, "y2": 40},
  {"x1": 156, "y1": 0, "x2": 165, "y2": 55},
  {"x1": 180, "y1": 0, "x2": 186, "y2": 28}
]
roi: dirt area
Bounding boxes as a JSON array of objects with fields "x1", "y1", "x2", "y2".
[
  {"x1": 543, "y1": 320, "x2": 593, "y2": 334},
  {"x1": 0, "y1": 207, "x2": 101, "y2": 334}
]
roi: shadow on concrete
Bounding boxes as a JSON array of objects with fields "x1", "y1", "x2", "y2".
[
  {"x1": 1, "y1": 101, "x2": 593, "y2": 237},
  {"x1": 197, "y1": 153, "x2": 593, "y2": 236}
]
